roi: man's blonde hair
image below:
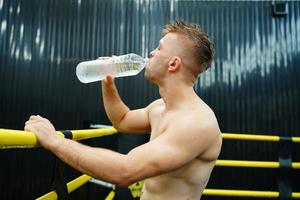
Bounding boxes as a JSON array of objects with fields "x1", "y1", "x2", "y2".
[{"x1": 162, "y1": 20, "x2": 214, "y2": 73}]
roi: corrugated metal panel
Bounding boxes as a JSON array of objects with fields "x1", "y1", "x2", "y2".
[{"x1": 0, "y1": 0, "x2": 299, "y2": 199}]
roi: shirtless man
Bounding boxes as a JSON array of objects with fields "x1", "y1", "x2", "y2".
[{"x1": 25, "y1": 20, "x2": 222, "y2": 200}]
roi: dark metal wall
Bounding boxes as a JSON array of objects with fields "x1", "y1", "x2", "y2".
[{"x1": 0, "y1": 0, "x2": 299, "y2": 199}]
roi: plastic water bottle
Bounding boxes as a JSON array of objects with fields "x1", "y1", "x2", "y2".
[{"x1": 76, "y1": 53, "x2": 148, "y2": 83}]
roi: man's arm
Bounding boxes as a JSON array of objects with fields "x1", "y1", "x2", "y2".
[
  {"x1": 101, "y1": 76, "x2": 151, "y2": 133},
  {"x1": 24, "y1": 115, "x2": 220, "y2": 187}
]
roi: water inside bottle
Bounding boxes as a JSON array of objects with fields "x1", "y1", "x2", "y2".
[{"x1": 76, "y1": 61, "x2": 144, "y2": 83}]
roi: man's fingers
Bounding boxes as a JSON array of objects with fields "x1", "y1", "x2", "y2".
[
  {"x1": 29, "y1": 115, "x2": 36, "y2": 120},
  {"x1": 26, "y1": 116, "x2": 40, "y2": 126},
  {"x1": 106, "y1": 75, "x2": 114, "y2": 83},
  {"x1": 25, "y1": 115, "x2": 47, "y2": 130},
  {"x1": 29, "y1": 115, "x2": 43, "y2": 120},
  {"x1": 24, "y1": 123, "x2": 35, "y2": 132},
  {"x1": 24, "y1": 123, "x2": 29, "y2": 131},
  {"x1": 25, "y1": 120, "x2": 40, "y2": 126},
  {"x1": 102, "y1": 75, "x2": 115, "y2": 85},
  {"x1": 26, "y1": 118, "x2": 36, "y2": 126}
]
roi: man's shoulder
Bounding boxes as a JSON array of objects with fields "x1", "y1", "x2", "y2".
[
  {"x1": 174, "y1": 104, "x2": 220, "y2": 137},
  {"x1": 165, "y1": 108, "x2": 221, "y2": 159},
  {"x1": 147, "y1": 99, "x2": 164, "y2": 111},
  {"x1": 151, "y1": 98, "x2": 164, "y2": 106},
  {"x1": 179, "y1": 110, "x2": 217, "y2": 129}
]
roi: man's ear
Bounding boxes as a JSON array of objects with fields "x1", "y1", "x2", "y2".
[{"x1": 168, "y1": 56, "x2": 181, "y2": 72}]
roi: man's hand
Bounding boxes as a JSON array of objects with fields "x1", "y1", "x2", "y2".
[
  {"x1": 24, "y1": 115, "x2": 59, "y2": 149},
  {"x1": 102, "y1": 75, "x2": 115, "y2": 86}
]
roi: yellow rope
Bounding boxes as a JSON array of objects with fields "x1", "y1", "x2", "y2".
[
  {"x1": 104, "y1": 190, "x2": 115, "y2": 200},
  {"x1": 0, "y1": 128, "x2": 118, "y2": 148},
  {"x1": 222, "y1": 133, "x2": 279, "y2": 141},
  {"x1": 36, "y1": 174, "x2": 92, "y2": 200},
  {"x1": 216, "y1": 160, "x2": 300, "y2": 169},
  {"x1": 222, "y1": 133, "x2": 299, "y2": 142},
  {"x1": 203, "y1": 189, "x2": 300, "y2": 198},
  {"x1": 293, "y1": 162, "x2": 300, "y2": 169},
  {"x1": 292, "y1": 137, "x2": 300, "y2": 143},
  {"x1": 0, "y1": 129, "x2": 39, "y2": 148},
  {"x1": 71, "y1": 128, "x2": 118, "y2": 140}
]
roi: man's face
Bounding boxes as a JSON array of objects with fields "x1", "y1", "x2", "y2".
[{"x1": 145, "y1": 33, "x2": 181, "y2": 82}]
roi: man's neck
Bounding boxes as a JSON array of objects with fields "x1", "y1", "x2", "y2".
[{"x1": 158, "y1": 81, "x2": 197, "y2": 112}]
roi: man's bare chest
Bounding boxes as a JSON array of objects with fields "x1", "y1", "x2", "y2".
[{"x1": 149, "y1": 116, "x2": 167, "y2": 140}]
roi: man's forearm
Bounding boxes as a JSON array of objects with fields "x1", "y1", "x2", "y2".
[
  {"x1": 101, "y1": 81, "x2": 129, "y2": 126},
  {"x1": 48, "y1": 137, "x2": 128, "y2": 186}
]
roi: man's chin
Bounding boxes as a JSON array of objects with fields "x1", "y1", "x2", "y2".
[{"x1": 144, "y1": 71, "x2": 154, "y2": 83}]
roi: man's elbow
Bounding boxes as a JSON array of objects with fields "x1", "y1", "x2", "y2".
[
  {"x1": 114, "y1": 170, "x2": 138, "y2": 188},
  {"x1": 116, "y1": 178, "x2": 132, "y2": 188},
  {"x1": 90, "y1": 164, "x2": 135, "y2": 188},
  {"x1": 114, "y1": 158, "x2": 142, "y2": 187},
  {"x1": 110, "y1": 114, "x2": 129, "y2": 133},
  {"x1": 112, "y1": 123, "x2": 129, "y2": 134}
]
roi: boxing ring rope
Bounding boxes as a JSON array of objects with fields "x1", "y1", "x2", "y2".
[
  {"x1": 0, "y1": 128, "x2": 299, "y2": 199},
  {"x1": 216, "y1": 160, "x2": 300, "y2": 169},
  {"x1": 222, "y1": 133, "x2": 300, "y2": 142},
  {"x1": 36, "y1": 175, "x2": 92, "y2": 200},
  {"x1": 203, "y1": 189, "x2": 300, "y2": 198},
  {"x1": 0, "y1": 128, "x2": 118, "y2": 148},
  {"x1": 36, "y1": 174, "x2": 116, "y2": 200}
]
